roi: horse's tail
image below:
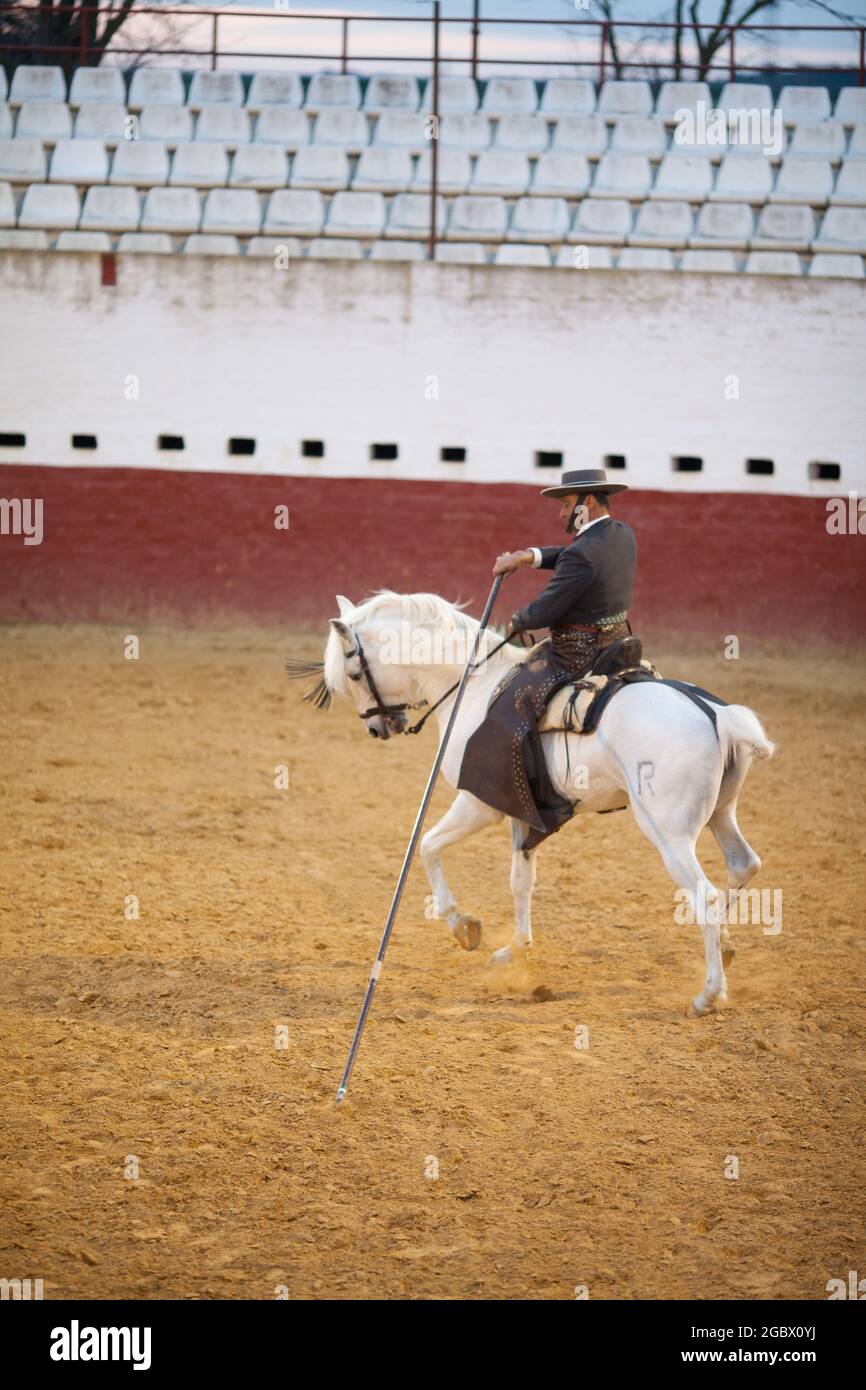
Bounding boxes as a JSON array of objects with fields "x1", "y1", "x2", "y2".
[{"x1": 716, "y1": 704, "x2": 776, "y2": 772}]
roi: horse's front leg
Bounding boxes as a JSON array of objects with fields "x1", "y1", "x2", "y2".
[
  {"x1": 420, "y1": 791, "x2": 503, "y2": 951},
  {"x1": 491, "y1": 819, "x2": 538, "y2": 964}
]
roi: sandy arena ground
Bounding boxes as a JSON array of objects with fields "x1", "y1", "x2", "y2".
[{"x1": 0, "y1": 622, "x2": 864, "y2": 1301}]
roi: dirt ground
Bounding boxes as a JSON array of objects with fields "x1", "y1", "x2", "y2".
[{"x1": 0, "y1": 622, "x2": 864, "y2": 1301}]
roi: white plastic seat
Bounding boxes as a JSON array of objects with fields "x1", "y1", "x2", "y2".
[
  {"x1": 831, "y1": 159, "x2": 866, "y2": 207},
  {"x1": 409, "y1": 148, "x2": 470, "y2": 194},
  {"x1": 481, "y1": 78, "x2": 538, "y2": 115},
  {"x1": 195, "y1": 108, "x2": 251, "y2": 148},
  {"x1": 744, "y1": 251, "x2": 802, "y2": 275},
  {"x1": 630, "y1": 200, "x2": 693, "y2": 247},
  {"x1": 809, "y1": 252, "x2": 864, "y2": 278},
  {"x1": 80, "y1": 185, "x2": 141, "y2": 232},
  {"x1": 469, "y1": 151, "x2": 529, "y2": 195},
  {"x1": 610, "y1": 116, "x2": 667, "y2": 158},
  {"x1": 355, "y1": 150, "x2": 417, "y2": 195},
  {"x1": 494, "y1": 243, "x2": 550, "y2": 267},
  {"x1": 363, "y1": 76, "x2": 419, "y2": 114},
  {"x1": 434, "y1": 242, "x2": 487, "y2": 264},
  {"x1": 290, "y1": 146, "x2": 348, "y2": 191},
  {"x1": 18, "y1": 182, "x2": 80, "y2": 229},
  {"x1": 690, "y1": 202, "x2": 753, "y2": 249},
  {"x1": 254, "y1": 108, "x2": 309, "y2": 151},
  {"x1": 494, "y1": 114, "x2": 549, "y2": 154},
  {"x1": 368, "y1": 239, "x2": 425, "y2": 261},
  {"x1": 0, "y1": 137, "x2": 46, "y2": 182},
  {"x1": 325, "y1": 190, "x2": 386, "y2": 237},
  {"x1": 813, "y1": 206, "x2": 866, "y2": 253},
  {"x1": 372, "y1": 112, "x2": 427, "y2": 153},
  {"x1": 229, "y1": 146, "x2": 288, "y2": 190},
  {"x1": 598, "y1": 81, "x2": 652, "y2": 120},
  {"x1": 0, "y1": 102, "x2": 10, "y2": 139},
  {"x1": 531, "y1": 153, "x2": 590, "y2": 197},
  {"x1": 128, "y1": 70, "x2": 185, "y2": 110},
  {"x1": 55, "y1": 230, "x2": 112, "y2": 251},
  {"x1": 201, "y1": 188, "x2": 261, "y2": 235},
  {"x1": 246, "y1": 235, "x2": 302, "y2": 258},
  {"x1": 778, "y1": 86, "x2": 831, "y2": 126},
  {"x1": 305, "y1": 75, "x2": 361, "y2": 113},
  {"x1": 140, "y1": 105, "x2": 193, "y2": 145},
  {"x1": 312, "y1": 109, "x2": 369, "y2": 153},
  {"x1": 439, "y1": 114, "x2": 492, "y2": 154},
  {"x1": 110, "y1": 141, "x2": 169, "y2": 187},
  {"x1": 169, "y1": 142, "x2": 229, "y2": 188},
  {"x1": 188, "y1": 72, "x2": 243, "y2": 111},
  {"x1": 789, "y1": 121, "x2": 846, "y2": 161},
  {"x1": 770, "y1": 156, "x2": 833, "y2": 206},
  {"x1": 507, "y1": 196, "x2": 569, "y2": 243},
  {"x1": 0, "y1": 228, "x2": 49, "y2": 249},
  {"x1": 752, "y1": 204, "x2": 815, "y2": 251},
  {"x1": 651, "y1": 153, "x2": 713, "y2": 200},
  {"x1": 617, "y1": 247, "x2": 673, "y2": 270},
  {"x1": 711, "y1": 154, "x2": 773, "y2": 203},
  {"x1": 263, "y1": 189, "x2": 325, "y2": 236},
  {"x1": 306, "y1": 237, "x2": 363, "y2": 259},
  {"x1": 447, "y1": 194, "x2": 508, "y2": 242},
  {"x1": 551, "y1": 115, "x2": 607, "y2": 158},
  {"x1": 0, "y1": 180, "x2": 14, "y2": 226},
  {"x1": 592, "y1": 152, "x2": 651, "y2": 198},
  {"x1": 184, "y1": 234, "x2": 240, "y2": 255},
  {"x1": 554, "y1": 244, "x2": 613, "y2": 269},
  {"x1": 245, "y1": 73, "x2": 303, "y2": 113},
  {"x1": 718, "y1": 83, "x2": 773, "y2": 118},
  {"x1": 385, "y1": 191, "x2": 445, "y2": 239},
  {"x1": 118, "y1": 232, "x2": 173, "y2": 253},
  {"x1": 14, "y1": 100, "x2": 71, "y2": 143},
  {"x1": 69, "y1": 69, "x2": 126, "y2": 107},
  {"x1": 140, "y1": 187, "x2": 202, "y2": 234},
  {"x1": 540, "y1": 80, "x2": 596, "y2": 117},
  {"x1": 679, "y1": 249, "x2": 737, "y2": 273},
  {"x1": 74, "y1": 103, "x2": 127, "y2": 145},
  {"x1": 834, "y1": 89, "x2": 866, "y2": 126},
  {"x1": 49, "y1": 138, "x2": 109, "y2": 185},
  {"x1": 655, "y1": 81, "x2": 711, "y2": 122},
  {"x1": 569, "y1": 198, "x2": 632, "y2": 246},
  {"x1": 420, "y1": 77, "x2": 478, "y2": 115},
  {"x1": 9, "y1": 66, "x2": 66, "y2": 106}
]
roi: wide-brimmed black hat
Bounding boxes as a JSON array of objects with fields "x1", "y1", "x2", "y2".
[{"x1": 539, "y1": 467, "x2": 628, "y2": 499}]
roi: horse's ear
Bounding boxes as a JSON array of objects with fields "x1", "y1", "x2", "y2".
[
  {"x1": 335, "y1": 594, "x2": 353, "y2": 618},
  {"x1": 329, "y1": 618, "x2": 354, "y2": 651}
]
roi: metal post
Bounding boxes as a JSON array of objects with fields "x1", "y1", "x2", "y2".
[
  {"x1": 860, "y1": 28, "x2": 865, "y2": 87},
  {"x1": 599, "y1": 21, "x2": 607, "y2": 86},
  {"x1": 428, "y1": 1, "x2": 440, "y2": 261},
  {"x1": 471, "y1": 0, "x2": 480, "y2": 81},
  {"x1": 334, "y1": 574, "x2": 505, "y2": 1105},
  {"x1": 211, "y1": 13, "x2": 218, "y2": 71},
  {"x1": 729, "y1": 25, "x2": 736, "y2": 82},
  {"x1": 341, "y1": 18, "x2": 349, "y2": 75},
  {"x1": 79, "y1": 2, "x2": 90, "y2": 67}
]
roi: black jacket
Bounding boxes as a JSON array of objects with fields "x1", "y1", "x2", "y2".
[{"x1": 511, "y1": 516, "x2": 637, "y2": 633}]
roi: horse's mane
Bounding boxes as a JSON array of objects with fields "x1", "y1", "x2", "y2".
[{"x1": 322, "y1": 590, "x2": 478, "y2": 699}]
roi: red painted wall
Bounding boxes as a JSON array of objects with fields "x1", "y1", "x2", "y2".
[{"x1": 1, "y1": 464, "x2": 862, "y2": 639}]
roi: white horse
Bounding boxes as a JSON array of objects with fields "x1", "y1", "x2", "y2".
[{"x1": 308, "y1": 590, "x2": 774, "y2": 1015}]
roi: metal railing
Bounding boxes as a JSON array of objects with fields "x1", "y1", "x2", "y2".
[{"x1": 2, "y1": 3, "x2": 864, "y2": 261}]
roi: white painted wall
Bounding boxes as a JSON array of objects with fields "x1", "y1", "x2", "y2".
[{"x1": 1, "y1": 250, "x2": 864, "y2": 498}]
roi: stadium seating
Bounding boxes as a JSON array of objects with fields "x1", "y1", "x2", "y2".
[{"x1": 0, "y1": 65, "x2": 861, "y2": 275}]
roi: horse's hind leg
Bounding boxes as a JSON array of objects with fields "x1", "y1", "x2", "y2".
[
  {"x1": 420, "y1": 791, "x2": 503, "y2": 951},
  {"x1": 708, "y1": 760, "x2": 762, "y2": 965}
]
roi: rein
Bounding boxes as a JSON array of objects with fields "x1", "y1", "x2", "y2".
[{"x1": 346, "y1": 632, "x2": 513, "y2": 736}]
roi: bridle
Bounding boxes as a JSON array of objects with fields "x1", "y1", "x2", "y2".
[{"x1": 345, "y1": 631, "x2": 513, "y2": 739}]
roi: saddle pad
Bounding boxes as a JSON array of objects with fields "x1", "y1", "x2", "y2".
[{"x1": 538, "y1": 661, "x2": 661, "y2": 735}]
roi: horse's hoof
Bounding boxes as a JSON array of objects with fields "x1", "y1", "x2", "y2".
[
  {"x1": 452, "y1": 914, "x2": 481, "y2": 951},
  {"x1": 490, "y1": 945, "x2": 513, "y2": 966},
  {"x1": 689, "y1": 995, "x2": 712, "y2": 1018}
]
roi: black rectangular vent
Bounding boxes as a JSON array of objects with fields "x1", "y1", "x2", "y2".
[
  {"x1": 302, "y1": 439, "x2": 325, "y2": 458},
  {"x1": 808, "y1": 461, "x2": 841, "y2": 481},
  {"x1": 72, "y1": 434, "x2": 98, "y2": 450},
  {"x1": 158, "y1": 434, "x2": 185, "y2": 451},
  {"x1": 535, "y1": 451, "x2": 563, "y2": 469},
  {"x1": 370, "y1": 443, "x2": 398, "y2": 461},
  {"x1": 0, "y1": 433, "x2": 25, "y2": 447},
  {"x1": 746, "y1": 458, "x2": 774, "y2": 476},
  {"x1": 228, "y1": 437, "x2": 256, "y2": 456},
  {"x1": 440, "y1": 447, "x2": 466, "y2": 463},
  {"x1": 673, "y1": 455, "x2": 703, "y2": 473}
]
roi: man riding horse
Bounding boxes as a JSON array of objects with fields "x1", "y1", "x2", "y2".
[{"x1": 458, "y1": 467, "x2": 637, "y2": 851}]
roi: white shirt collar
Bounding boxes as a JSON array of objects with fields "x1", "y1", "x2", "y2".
[{"x1": 576, "y1": 514, "x2": 609, "y2": 536}]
